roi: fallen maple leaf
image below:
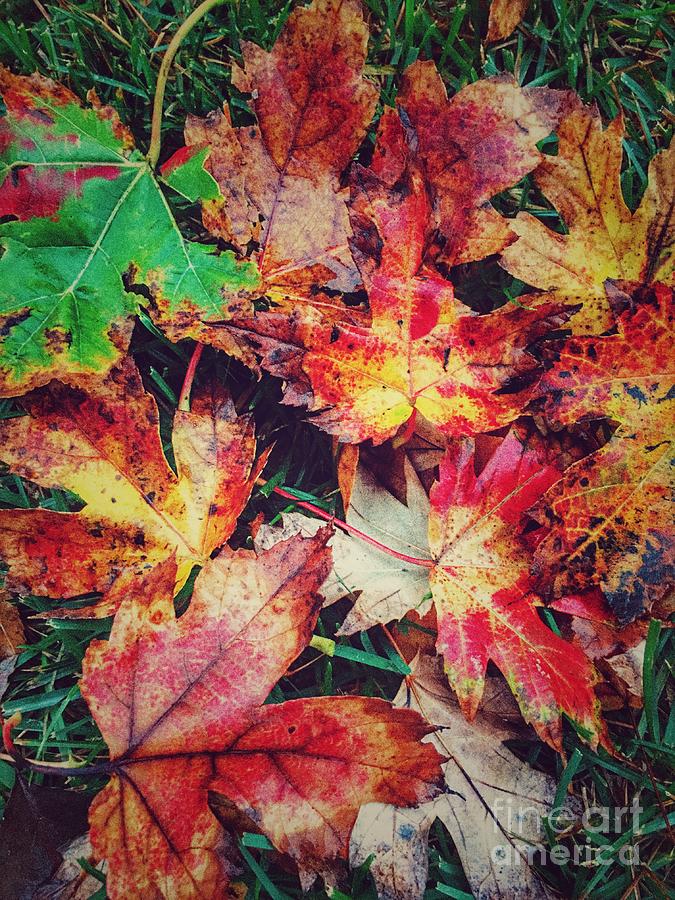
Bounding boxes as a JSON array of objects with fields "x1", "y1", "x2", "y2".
[
  {"x1": 157, "y1": 0, "x2": 377, "y2": 356},
  {"x1": 281, "y1": 433, "x2": 605, "y2": 748},
  {"x1": 350, "y1": 653, "x2": 557, "y2": 900},
  {"x1": 0, "y1": 68, "x2": 258, "y2": 395},
  {"x1": 531, "y1": 284, "x2": 674, "y2": 622},
  {"x1": 0, "y1": 358, "x2": 265, "y2": 617},
  {"x1": 71, "y1": 539, "x2": 444, "y2": 899},
  {"x1": 499, "y1": 95, "x2": 674, "y2": 334},
  {"x1": 217, "y1": 108, "x2": 570, "y2": 444},
  {"x1": 428, "y1": 430, "x2": 604, "y2": 748}
]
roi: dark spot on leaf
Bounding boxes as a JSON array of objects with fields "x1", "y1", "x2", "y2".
[
  {"x1": 624, "y1": 383, "x2": 648, "y2": 405},
  {"x1": 97, "y1": 405, "x2": 115, "y2": 425},
  {"x1": 0, "y1": 309, "x2": 31, "y2": 338},
  {"x1": 28, "y1": 107, "x2": 54, "y2": 125}
]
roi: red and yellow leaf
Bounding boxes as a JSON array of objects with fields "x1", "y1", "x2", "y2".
[
  {"x1": 78, "y1": 536, "x2": 443, "y2": 898},
  {"x1": 428, "y1": 431, "x2": 605, "y2": 748},
  {"x1": 335, "y1": 432, "x2": 605, "y2": 748},
  {"x1": 0, "y1": 358, "x2": 264, "y2": 616},
  {"x1": 218, "y1": 110, "x2": 570, "y2": 444}
]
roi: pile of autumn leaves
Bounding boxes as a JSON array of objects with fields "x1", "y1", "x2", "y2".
[{"x1": 0, "y1": 0, "x2": 672, "y2": 896}]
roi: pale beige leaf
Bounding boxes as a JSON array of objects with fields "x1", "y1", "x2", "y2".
[
  {"x1": 253, "y1": 470, "x2": 431, "y2": 616},
  {"x1": 33, "y1": 835, "x2": 106, "y2": 900},
  {"x1": 254, "y1": 460, "x2": 432, "y2": 625},
  {"x1": 335, "y1": 461, "x2": 433, "y2": 634},
  {"x1": 604, "y1": 642, "x2": 645, "y2": 705},
  {"x1": 351, "y1": 654, "x2": 556, "y2": 900}
]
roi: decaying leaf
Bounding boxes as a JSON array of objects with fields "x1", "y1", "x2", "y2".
[
  {"x1": 0, "y1": 67, "x2": 257, "y2": 395},
  {"x1": 394, "y1": 61, "x2": 564, "y2": 266},
  {"x1": 486, "y1": 0, "x2": 530, "y2": 43},
  {"x1": 253, "y1": 460, "x2": 432, "y2": 614},
  {"x1": 532, "y1": 285, "x2": 674, "y2": 622},
  {"x1": 499, "y1": 96, "x2": 674, "y2": 334},
  {"x1": 350, "y1": 653, "x2": 557, "y2": 900},
  {"x1": 0, "y1": 358, "x2": 265, "y2": 617},
  {"x1": 330, "y1": 460, "x2": 433, "y2": 618},
  {"x1": 69, "y1": 539, "x2": 444, "y2": 899}
]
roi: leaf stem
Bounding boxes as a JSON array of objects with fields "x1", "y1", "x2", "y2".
[
  {"x1": 178, "y1": 342, "x2": 204, "y2": 411},
  {"x1": 147, "y1": 0, "x2": 226, "y2": 168},
  {"x1": 270, "y1": 484, "x2": 434, "y2": 568}
]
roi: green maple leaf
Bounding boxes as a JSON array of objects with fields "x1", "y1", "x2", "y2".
[{"x1": 0, "y1": 68, "x2": 259, "y2": 395}]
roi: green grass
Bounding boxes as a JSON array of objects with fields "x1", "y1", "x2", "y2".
[{"x1": 1, "y1": 1, "x2": 673, "y2": 897}]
